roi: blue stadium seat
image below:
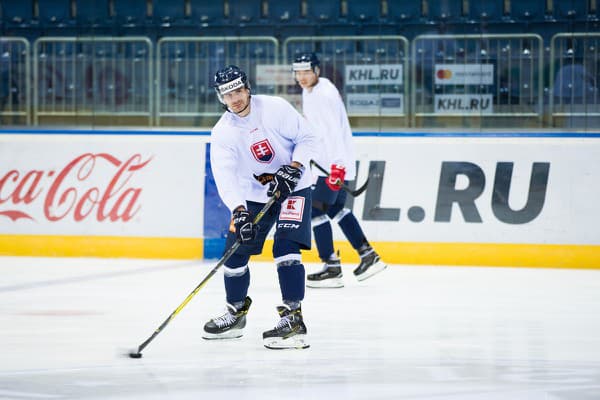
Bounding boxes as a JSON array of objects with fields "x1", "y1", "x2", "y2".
[
  {"x1": 554, "y1": 0, "x2": 589, "y2": 21},
  {"x1": 510, "y1": 1, "x2": 550, "y2": 21},
  {"x1": 228, "y1": 0, "x2": 264, "y2": 24},
  {"x1": 110, "y1": 0, "x2": 153, "y2": 37},
  {"x1": 383, "y1": 1, "x2": 429, "y2": 39},
  {"x1": 189, "y1": 0, "x2": 225, "y2": 25},
  {"x1": 154, "y1": 0, "x2": 186, "y2": 27},
  {"x1": 467, "y1": 0, "x2": 505, "y2": 22},
  {"x1": 3, "y1": 0, "x2": 35, "y2": 27},
  {"x1": 386, "y1": 1, "x2": 422, "y2": 23},
  {"x1": 346, "y1": 0, "x2": 381, "y2": 23},
  {"x1": 74, "y1": 0, "x2": 111, "y2": 27},
  {"x1": 268, "y1": 0, "x2": 302, "y2": 23},
  {"x1": 266, "y1": 0, "x2": 313, "y2": 38},
  {"x1": 305, "y1": 0, "x2": 357, "y2": 35},
  {"x1": 426, "y1": 0, "x2": 463, "y2": 23},
  {"x1": 2, "y1": 0, "x2": 39, "y2": 38},
  {"x1": 305, "y1": 0, "x2": 342, "y2": 23},
  {"x1": 38, "y1": 0, "x2": 74, "y2": 28},
  {"x1": 114, "y1": 1, "x2": 152, "y2": 27}
]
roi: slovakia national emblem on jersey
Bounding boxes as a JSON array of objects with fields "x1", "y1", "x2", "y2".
[{"x1": 250, "y1": 139, "x2": 274, "y2": 163}]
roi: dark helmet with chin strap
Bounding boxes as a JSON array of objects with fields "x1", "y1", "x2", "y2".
[
  {"x1": 292, "y1": 52, "x2": 320, "y2": 73},
  {"x1": 213, "y1": 65, "x2": 251, "y2": 104}
]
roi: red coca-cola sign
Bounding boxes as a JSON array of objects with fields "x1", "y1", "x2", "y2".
[{"x1": 0, "y1": 153, "x2": 152, "y2": 223}]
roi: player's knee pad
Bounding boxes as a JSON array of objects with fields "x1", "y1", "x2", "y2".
[
  {"x1": 326, "y1": 202, "x2": 345, "y2": 219},
  {"x1": 272, "y1": 238, "x2": 301, "y2": 259},
  {"x1": 311, "y1": 213, "x2": 329, "y2": 228},
  {"x1": 223, "y1": 264, "x2": 248, "y2": 277},
  {"x1": 224, "y1": 252, "x2": 250, "y2": 269},
  {"x1": 332, "y1": 207, "x2": 351, "y2": 223},
  {"x1": 275, "y1": 253, "x2": 302, "y2": 267}
]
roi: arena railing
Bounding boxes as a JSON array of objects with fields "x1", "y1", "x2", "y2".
[
  {"x1": 550, "y1": 33, "x2": 600, "y2": 128},
  {"x1": 32, "y1": 36, "x2": 153, "y2": 126},
  {"x1": 4, "y1": 33, "x2": 599, "y2": 129},
  {"x1": 155, "y1": 36, "x2": 279, "y2": 126},
  {"x1": 0, "y1": 37, "x2": 30, "y2": 125},
  {"x1": 411, "y1": 34, "x2": 544, "y2": 128},
  {"x1": 282, "y1": 35, "x2": 410, "y2": 128}
]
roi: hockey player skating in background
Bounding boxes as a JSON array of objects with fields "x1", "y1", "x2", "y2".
[
  {"x1": 292, "y1": 52, "x2": 387, "y2": 288},
  {"x1": 204, "y1": 65, "x2": 320, "y2": 349}
]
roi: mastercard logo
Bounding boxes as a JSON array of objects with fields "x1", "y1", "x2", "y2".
[{"x1": 436, "y1": 69, "x2": 453, "y2": 79}]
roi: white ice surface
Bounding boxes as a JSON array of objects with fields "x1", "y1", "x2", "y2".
[{"x1": 1, "y1": 256, "x2": 600, "y2": 399}]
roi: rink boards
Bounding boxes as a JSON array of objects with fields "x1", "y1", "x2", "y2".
[{"x1": 0, "y1": 129, "x2": 599, "y2": 268}]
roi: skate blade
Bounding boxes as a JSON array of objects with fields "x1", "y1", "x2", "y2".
[
  {"x1": 354, "y1": 261, "x2": 387, "y2": 281},
  {"x1": 202, "y1": 329, "x2": 244, "y2": 340},
  {"x1": 264, "y1": 334, "x2": 310, "y2": 350},
  {"x1": 306, "y1": 277, "x2": 344, "y2": 288}
]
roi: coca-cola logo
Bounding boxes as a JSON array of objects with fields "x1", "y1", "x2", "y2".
[{"x1": 0, "y1": 153, "x2": 152, "y2": 223}]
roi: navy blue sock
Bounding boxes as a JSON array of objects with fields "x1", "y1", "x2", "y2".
[
  {"x1": 313, "y1": 221, "x2": 335, "y2": 261},
  {"x1": 277, "y1": 262, "x2": 305, "y2": 302},
  {"x1": 224, "y1": 267, "x2": 250, "y2": 305},
  {"x1": 338, "y1": 212, "x2": 367, "y2": 251}
]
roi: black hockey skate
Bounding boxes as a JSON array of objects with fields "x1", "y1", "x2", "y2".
[
  {"x1": 353, "y1": 247, "x2": 387, "y2": 281},
  {"x1": 263, "y1": 305, "x2": 309, "y2": 349},
  {"x1": 202, "y1": 296, "x2": 252, "y2": 340},
  {"x1": 306, "y1": 259, "x2": 344, "y2": 288}
]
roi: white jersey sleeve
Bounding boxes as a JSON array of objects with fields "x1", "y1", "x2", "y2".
[
  {"x1": 302, "y1": 77, "x2": 357, "y2": 180},
  {"x1": 210, "y1": 95, "x2": 320, "y2": 213}
]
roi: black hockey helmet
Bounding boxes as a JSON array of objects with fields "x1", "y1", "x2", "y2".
[
  {"x1": 213, "y1": 65, "x2": 251, "y2": 104},
  {"x1": 292, "y1": 52, "x2": 320, "y2": 73}
]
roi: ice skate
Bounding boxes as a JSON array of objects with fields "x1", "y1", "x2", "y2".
[
  {"x1": 307, "y1": 259, "x2": 344, "y2": 288},
  {"x1": 353, "y1": 247, "x2": 387, "y2": 281},
  {"x1": 263, "y1": 305, "x2": 309, "y2": 349},
  {"x1": 202, "y1": 296, "x2": 252, "y2": 340}
]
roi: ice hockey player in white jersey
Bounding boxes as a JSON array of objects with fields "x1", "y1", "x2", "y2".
[
  {"x1": 293, "y1": 52, "x2": 387, "y2": 288},
  {"x1": 205, "y1": 65, "x2": 320, "y2": 349}
]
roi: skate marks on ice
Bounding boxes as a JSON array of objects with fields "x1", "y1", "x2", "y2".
[{"x1": 1, "y1": 257, "x2": 600, "y2": 399}]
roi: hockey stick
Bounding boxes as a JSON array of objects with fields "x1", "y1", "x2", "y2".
[
  {"x1": 128, "y1": 195, "x2": 278, "y2": 358},
  {"x1": 309, "y1": 160, "x2": 369, "y2": 197}
]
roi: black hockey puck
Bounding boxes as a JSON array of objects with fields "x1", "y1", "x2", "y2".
[{"x1": 129, "y1": 352, "x2": 143, "y2": 359}]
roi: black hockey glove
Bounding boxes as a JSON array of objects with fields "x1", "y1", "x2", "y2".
[
  {"x1": 233, "y1": 208, "x2": 258, "y2": 244},
  {"x1": 267, "y1": 164, "x2": 302, "y2": 202}
]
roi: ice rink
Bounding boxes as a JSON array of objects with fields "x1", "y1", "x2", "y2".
[{"x1": 1, "y1": 256, "x2": 599, "y2": 399}]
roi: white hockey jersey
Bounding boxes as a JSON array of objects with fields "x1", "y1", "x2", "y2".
[
  {"x1": 301, "y1": 77, "x2": 357, "y2": 180},
  {"x1": 210, "y1": 94, "x2": 320, "y2": 212}
]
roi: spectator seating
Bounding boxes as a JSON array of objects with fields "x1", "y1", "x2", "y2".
[
  {"x1": 267, "y1": 0, "x2": 314, "y2": 38},
  {"x1": 113, "y1": 0, "x2": 152, "y2": 35},
  {"x1": 346, "y1": 0, "x2": 380, "y2": 23},
  {"x1": 38, "y1": 0, "x2": 73, "y2": 28},
  {"x1": 0, "y1": 0, "x2": 597, "y2": 46},
  {"x1": 510, "y1": 1, "x2": 550, "y2": 22},
  {"x1": 227, "y1": 0, "x2": 264, "y2": 24},
  {"x1": 2, "y1": 0, "x2": 37, "y2": 38},
  {"x1": 74, "y1": 0, "x2": 113, "y2": 34},
  {"x1": 554, "y1": 0, "x2": 589, "y2": 21},
  {"x1": 153, "y1": 0, "x2": 186, "y2": 28},
  {"x1": 189, "y1": 0, "x2": 224, "y2": 24},
  {"x1": 466, "y1": 0, "x2": 506, "y2": 23},
  {"x1": 426, "y1": 0, "x2": 463, "y2": 24}
]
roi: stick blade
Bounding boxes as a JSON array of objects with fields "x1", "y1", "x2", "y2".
[{"x1": 118, "y1": 347, "x2": 143, "y2": 359}]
